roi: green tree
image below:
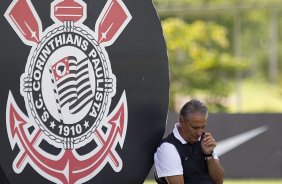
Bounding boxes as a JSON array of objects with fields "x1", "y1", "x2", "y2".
[{"x1": 163, "y1": 18, "x2": 248, "y2": 111}]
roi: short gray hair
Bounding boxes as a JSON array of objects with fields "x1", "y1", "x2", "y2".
[{"x1": 180, "y1": 99, "x2": 208, "y2": 120}]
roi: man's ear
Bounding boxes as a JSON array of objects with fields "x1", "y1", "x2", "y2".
[{"x1": 179, "y1": 116, "x2": 185, "y2": 124}]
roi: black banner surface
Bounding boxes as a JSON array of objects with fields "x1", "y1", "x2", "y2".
[{"x1": 0, "y1": 0, "x2": 169, "y2": 183}]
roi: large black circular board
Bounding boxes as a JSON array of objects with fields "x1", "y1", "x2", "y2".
[{"x1": 0, "y1": 0, "x2": 169, "y2": 183}]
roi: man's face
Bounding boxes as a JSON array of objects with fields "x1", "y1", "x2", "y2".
[{"x1": 180, "y1": 113, "x2": 207, "y2": 143}]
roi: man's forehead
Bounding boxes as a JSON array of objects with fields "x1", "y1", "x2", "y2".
[{"x1": 189, "y1": 113, "x2": 207, "y2": 120}]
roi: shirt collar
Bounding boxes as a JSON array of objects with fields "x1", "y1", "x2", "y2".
[{"x1": 173, "y1": 123, "x2": 187, "y2": 144}]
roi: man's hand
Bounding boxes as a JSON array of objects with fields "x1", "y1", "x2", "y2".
[{"x1": 201, "y1": 132, "x2": 216, "y2": 155}]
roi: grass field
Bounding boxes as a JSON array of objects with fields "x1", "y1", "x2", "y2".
[
  {"x1": 175, "y1": 79, "x2": 282, "y2": 113},
  {"x1": 228, "y1": 79, "x2": 282, "y2": 113},
  {"x1": 144, "y1": 179, "x2": 282, "y2": 184}
]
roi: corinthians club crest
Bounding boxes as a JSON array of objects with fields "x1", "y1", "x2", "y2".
[{"x1": 4, "y1": 0, "x2": 131, "y2": 183}]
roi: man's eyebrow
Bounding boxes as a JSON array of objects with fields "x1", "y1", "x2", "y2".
[{"x1": 192, "y1": 124, "x2": 206, "y2": 129}]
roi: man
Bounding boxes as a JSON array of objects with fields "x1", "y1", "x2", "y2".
[{"x1": 154, "y1": 99, "x2": 224, "y2": 184}]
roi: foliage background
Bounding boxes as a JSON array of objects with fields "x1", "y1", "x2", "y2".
[{"x1": 153, "y1": 0, "x2": 282, "y2": 113}]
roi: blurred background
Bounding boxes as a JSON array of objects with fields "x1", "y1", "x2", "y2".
[
  {"x1": 155, "y1": 0, "x2": 282, "y2": 113},
  {"x1": 146, "y1": 0, "x2": 282, "y2": 183}
]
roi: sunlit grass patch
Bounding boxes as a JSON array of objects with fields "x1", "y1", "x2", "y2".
[{"x1": 228, "y1": 79, "x2": 282, "y2": 113}]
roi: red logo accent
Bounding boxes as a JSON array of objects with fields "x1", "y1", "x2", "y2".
[
  {"x1": 7, "y1": 92, "x2": 127, "y2": 184},
  {"x1": 5, "y1": 0, "x2": 42, "y2": 45},
  {"x1": 97, "y1": 0, "x2": 131, "y2": 44},
  {"x1": 53, "y1": 0, "x2": 84, "y2": 23},
  {"x1": 51, "y1": 57, "x2": 71, "y2": 81}
]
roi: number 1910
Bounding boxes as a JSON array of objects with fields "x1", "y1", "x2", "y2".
[{"x1": 58, "y1": 124, "x2": 82, "y2": 136}]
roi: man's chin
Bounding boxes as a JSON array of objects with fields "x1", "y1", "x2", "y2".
[
  {"x1": 193, "y1": 136, "x2": 200, "y2": 142},
  {"x1": 189, "y1": 137, "x2": 199, "y2": 143}
]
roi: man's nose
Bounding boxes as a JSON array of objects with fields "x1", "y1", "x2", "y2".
[{"x1": 198, "y1": 130, "x2": 204, "y2": 137}]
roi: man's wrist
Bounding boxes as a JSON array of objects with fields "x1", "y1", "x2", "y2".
[
  {"x1": 203, "y1": 150, "x2": 214, "y2": 157},
  {"x1": 205, "y1": 156, "x2": 214, "y2": 161},
  {"x1": 204, "y1": 151, "x2": 214, "y2": 161}
]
